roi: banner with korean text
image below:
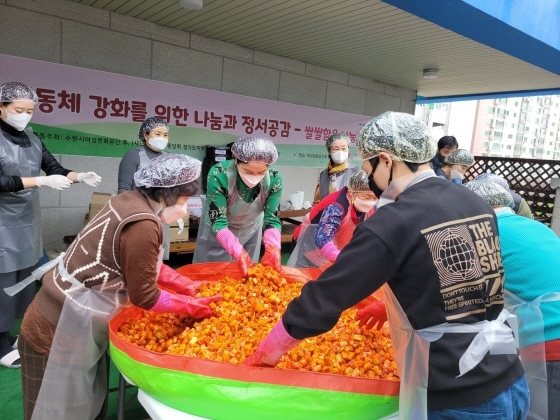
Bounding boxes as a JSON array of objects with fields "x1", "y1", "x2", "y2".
[{"x1": 0, "y1": 54, "x2": 371, "y2": 167}]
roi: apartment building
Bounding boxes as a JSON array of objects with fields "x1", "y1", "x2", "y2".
[{"x1": 416, "y1": 95, "x2": 560, "y2": 160}]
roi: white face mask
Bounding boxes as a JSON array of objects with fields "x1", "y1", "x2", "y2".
[
  {"x1": 3, "y1": 110, "x2": 32, "y2": 131},
  {"x1": 239, "y1": 171, "x2": 265, "y2": 188},
  {"x1": 331, "y1": 151, "x2": 349, "y2": 165},
  {"x1": 353, "y1": 197, "x2": 377, "y2": 213},
  {"x1": 148, "y1": 137, "x2": 168, "y2": 152}
]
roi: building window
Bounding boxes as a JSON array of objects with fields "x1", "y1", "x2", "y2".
[
  {"x1": 529, "y1": 148, "x2": 535, "y2": 154},
  {"x1": 547, "y1": 151, "x2": 551, "y2": 155},
  {"x1": 514, "y1": 101, "x2": 519, "y2": 106},
  {"x1": 494, "y1": 132, "x2": 503, "y2": 140},
  {"x1": 514, "y1": 146, "x2": 522, "y2": 154},
  {"x1": 551, "y1": 132, "x2": 555, "y2": 136},
  {"x1": 535, "y1": 117, "x2": 540, "y2": 124},
  {"x1": 488, "y1": 106, "x2": 495, "y2": 113},
  {"x1": 506, "y1": 145, "x2": 512, "y2": 150},
  {"x1": 492, "y1": 143, "x2": 501, "y2": 151},
  {"x1": 484, "y1": 130, "x2": 492, "y2": 137},
  {"x1": 522, "y1": 147, "x2": 527, "y2": 153},
  {"x1": 516, "y1": 135, "x2": 523, "y2": 141},
  {"x1": 511, "y1": 124, "x2": 515, "y2": 128},
  {"x1": 514, "y1": 113, "x2": 517, "y2": 118},
  {"x1": 508, "y1": 134, "x2": 513, "y2": 139},
  {"x1": 486, "y1": 118, "x2": 493, "y2": 125},
  {"x1": 537, "y1": 148, "x2": 543, "y2": 154},
  {"x1": 491, "y1": 154, "x2": 501, "y2": 157},
  {"x1": 496, "y1": 121, "x2": 504, "y2": 130},
  {"x1": 483, "y1": 141, "x2": 490, "y2": 149}
]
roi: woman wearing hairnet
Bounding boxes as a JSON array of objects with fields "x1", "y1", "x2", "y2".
[
  {"x1": 0, "y1": 82, "x2": 101, "y2": 369},
  {"x1": 435, "y1": 148, "x2": 474, "y2": 184},
  {"x1": 118, "y1": 116, "x2": 169, "y2": 193},
  {"x1": 118, "y1": 117, "x2": 174, "y2": 260},
  {"x1": 466, "y1": 179, "x2": 560, "y2": 420},
  {"x1": 14, "y1": 154, "x2": 221, "y2": 420},
  {"x1": 313, "y1": 133, "x2": 358, "y2": 204},
  {"x1": 193, "y1": 136, "x2": 283, "y2": 276},
  {"x1": 288, "y1": 170, "x2": 376, "y2": 268},
  {"x1": 475, "y1": 172, "x2": 534, "y2": 219}
]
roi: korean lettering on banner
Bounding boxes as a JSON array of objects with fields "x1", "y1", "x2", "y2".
[
  {"x1": 37, "y1": 88, "x2": 81, "y2": 114},
  {"x1": 241, "y1": 116, "x2": 291, "y2": 137},
  {"x1": 304, "y1": 126, "x2": 357, "y2": 143},
  {"x1": 89, "y1": 96, "x2": 148, "y2": 122}
]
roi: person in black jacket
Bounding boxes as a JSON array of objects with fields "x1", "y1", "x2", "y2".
[
  {"x1": 430, "y1": 135, "x2": 458, "y2": 178},
  {"x1": 0, "y1": 82, "x2": 101, "y2": 368},
  {"x1": 245, "y1": 112, "x2": 528, "y2": 419}
]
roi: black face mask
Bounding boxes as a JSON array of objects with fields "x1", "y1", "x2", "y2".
[
  {"x1": 367, "y1": 157, "x2": 384, "y2": 198},
  {"x1": 436, "y1": 153, "x2": 446, "y2": 164}
]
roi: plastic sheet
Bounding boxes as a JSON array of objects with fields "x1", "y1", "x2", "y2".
[{"x1": 109, "y1": 262, "x2": 396, "y2": 419}]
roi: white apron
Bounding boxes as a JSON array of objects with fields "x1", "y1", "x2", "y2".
[
  {"x1": 505, "y1": 289, "x2": 560, "y2": 420},
  {"x1": 193, "y1": 163, "x2": 270, "y2": 263}
]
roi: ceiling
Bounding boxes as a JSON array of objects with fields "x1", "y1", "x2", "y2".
[{"x1": 68, "y1": 0, "x2": 560, "y2": 98}]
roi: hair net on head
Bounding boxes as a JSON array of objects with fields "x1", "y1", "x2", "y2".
[
  {"x1": 357, "y1": 112, "x2": 437, "y2": 163},
  {"x1": 475, "y1": 173, "x2": 510, "y2": 192},
  {"x1": 347, "y1": 169, "x2": 370, "y2": 192},
  {"x1": 465, "y1": 179, "x2": 514, "y2": 209},
  {"x1": 444, "y1": 149, "x2": 475, "y2": 167},
  {"x1": 231, "y1": 136, "x2": 278, "y2": 165},
  {"x1": 326, "y1": 133, "x2": 350, "y2": 151},
  {"x1": 134, "y1": 153, "x2": 201, "y2": 188},
  {"x1": 0, "y1": 82, "x2": 38, "y2": 104},
  {"x1": 138, "y1": 116, "x2": 169, "y2": 141}
]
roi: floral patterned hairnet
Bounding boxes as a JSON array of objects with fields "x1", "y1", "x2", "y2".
[
  {"x1": 347, "y1": 169, "x2": 370, "y2": 192},
  {"x1": 138, "y1": 116, "x2": 169, "y2": 141},
  {"x1": 0, "y1": 82, "x2": 38, "y2": 104},
  {"x1": 134, "y1": 154, "x2": 201, "y2": 188},
  {"x1": 231, "y1": 136, "x2": 278, "y2": 165},
  {"x1": 326, "y1": 133, "x2": 351, "y2": 150},
  {"x1": 465, "y1": 179, "x2": 514, "y2": 209},
  {"x1": 475, "y1": 173, "x2": 510, "y2": 192},
  {"x1": 444, "y1": 149, "x2": 475, "y2": 167},
  {"x1": 357, "y1": 112, "x2": 437, "y2": 163}
]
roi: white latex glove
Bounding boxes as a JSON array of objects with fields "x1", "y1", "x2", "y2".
[
  {"x1": 35, "y1": 175, "x2": 72, "y2": 190},
  {"x1": 77, "y1": 172, "x2": 102, "y2": 187},
  {"x1": 450, "y1": 169, "x2": 464, "y2": 180}
]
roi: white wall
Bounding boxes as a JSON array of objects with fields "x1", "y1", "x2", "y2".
[{"x1": 0, "y1": 0, "x2": 417, "y2": 250}]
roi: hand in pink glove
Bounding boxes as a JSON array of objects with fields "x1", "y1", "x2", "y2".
[
  {"x1": 157, "y1": 264, "x2": 206, "y2": 296},
  {"x1": 355, "y1": 300, "x2": 387, "y2": 330},
  {"x1": 261, "y1": 228, "x2": 281, "y2": 272},
  {"x1": 217, "y1": 228, "x2": 254, "y2": 277},
  {"x1": 243, "y1": 320, "x2": 301, "y2": 367},
  {"x1": 320, "y1": 241, "x2": 340, "y2": 263},
  {"x1": 150, "y1": 290, "x2": 222, "y2": 318}
]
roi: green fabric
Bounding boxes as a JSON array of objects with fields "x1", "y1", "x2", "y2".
[
  {"x1": 206, "y1": 160, "x2": 283, "y2": 233},
  {"x1": 516, "y1": 198, "x2": 534, "y2": 220},
  {"x1": 110, "y1": 343, "x2": 398, "y2": 420}
]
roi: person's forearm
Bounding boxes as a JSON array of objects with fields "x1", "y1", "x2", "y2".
[
  {"x1": 21, "y1": 177, "x2": 38, "y2": 189},
  {"x1": 66, "y1": 172, "x2": 79, "y2": 182}
]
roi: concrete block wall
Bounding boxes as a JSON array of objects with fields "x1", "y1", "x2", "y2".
[{"x1": 0, "y1": 0, "x2": 417, "y2": 250}]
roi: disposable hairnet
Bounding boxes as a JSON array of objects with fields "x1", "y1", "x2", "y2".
[
  {"x1": 134, "y1": 153, "x2": 201, "y2": 188},
  {"x1": 138, "y1": 117, "x2": 169, "y2": 141},
  {"x1": 326, "y1": 133, "x2": 350, "y2": 150},
  {"x1": 0, "y1": 82, "x2": 38, "y2": 104},
  {"x1": 475, "y1": 173, "x2": 510, "y2": 192},
  {"x1": 231, "y1": 136, "x2": 278, "y2": 165},
  {"x1": 465, "y1": 179, "x2": 514, "y2": 209},
  {"x1": 444, "y1": 149, "x2": 475, "y2": 167},
  {"x1": 357, "y1": 112, "x2": 437, "y2": 163},
  {"x1": 347, "y1": 169, "x2": 370, "y2": 192}
]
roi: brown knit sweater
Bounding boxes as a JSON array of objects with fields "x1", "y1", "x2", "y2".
[{"x1": 21, "y1": 190, "x2": 163, "y2": 356}]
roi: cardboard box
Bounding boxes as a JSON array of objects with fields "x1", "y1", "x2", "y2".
[
  {"x1": 169, "y1": 226, "x2": 189, "y2": 242},
  {"x1": 88, "y1": 192, "x2": 112, "y2": 218}
]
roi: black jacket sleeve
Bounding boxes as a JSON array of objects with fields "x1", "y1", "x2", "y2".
[
  {"x1": 282, "y1": 224, "x2": 398, "y2": 339},
  {"x1": 40, "y1": 142, "x2": 71, "y2": 176},
  {"x1": 0, "y1": 165, "x2": 24, "y2": 192}
]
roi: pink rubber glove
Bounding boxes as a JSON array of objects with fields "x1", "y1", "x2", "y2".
[
  {"x1": 216, "y1": 228, "x2": 253, "y2": 277},
  {"x1": 320, "y1": 241, "x2": 340, "y2": 263},
  {"x1": 150, "y1": 290, "x2": 222, "y2": 318},
  {"x1": 355, "y1": 300, "x2": 388, "y2": 330},
  {"x1": 261, "y1": 228, "x2": 281, "y2": 272},
  {"x1": 157, "y1": 264, "x2": 206, "y2": 297},
  {"x1": 243, "y1": 320, "x2": 302, "y2": 367}
]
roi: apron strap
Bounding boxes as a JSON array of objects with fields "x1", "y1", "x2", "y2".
[{"x1": 3, "y1": 253, "x2": 66, "y2": 297}]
